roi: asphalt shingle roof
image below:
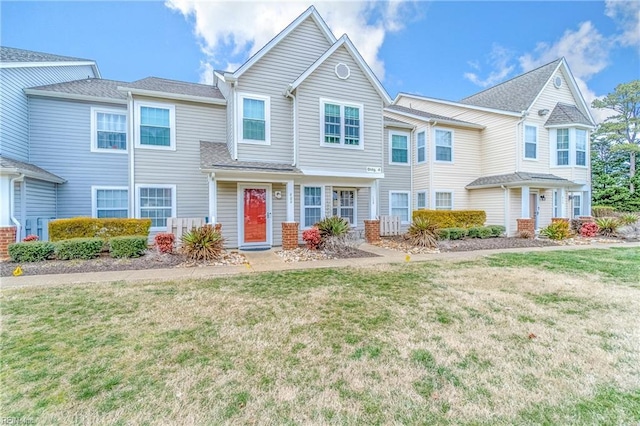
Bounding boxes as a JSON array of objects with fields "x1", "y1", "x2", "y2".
[
  {"x1": 0, "y1": 155, "x2": 65, "y2": 183},
  {"x1": 545, "y1": 103, "x2": 592, "y2": 126},
  {"x1": 384, "y1": 116, "x2": 413, "y2": 126},
  {"x1": 1, "y1": 46, "x2": 93, "y2": 63},
  {"x1": 27, "y1": 78, "x2": 128, "y2": 100},
  {"x1": 386, "y1": 105, "x2": 480, "y2": 126},
  {"x1": 122, "y1": 77, "x2": 225, "y2": 100},
  {"x1": 460, "y1": 59, "x2": 562, "y2": 113},
  {"x1": 200, "y1": 142, "x2": 301, "y2": 173},
  {"x1": 466, "y1": 172, "x2": 574, "y2": 188}
]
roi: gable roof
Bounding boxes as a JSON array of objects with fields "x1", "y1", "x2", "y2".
[
  {"x1": 0, "y1": 46, "x2": 101, "y2": 78},
  {"x1": 466, "y1": 172, "x2": 577, "y2": 189},
  {"x1": 545, "y1": 102, "x2": 593, "y2": 127},
  {"x1": 460, "y1": 59, "x2": 563, "y2": 113},
  {"x1": 117, "y1": 77, "x2": 226, "y2": 105},
  {"x1": 230, "y1": 6, "x2": 336, "y2": 79},
  {"x1": 25, "y1": 78, "x2": 128, "y2": 103},
  {"x1": 0, "y1": 155, "x2": 65, "y2": 183},
  {"x1": 288, "y1": 34, "x2": 392, "y2": 105},
  {"x1": 385, "y1": 105, "x2": 484, "y2": 129}
]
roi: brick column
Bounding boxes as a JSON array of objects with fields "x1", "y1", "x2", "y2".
[
  {"x1": 364, "y1": 219, "x2": 380, "y2": 243},
  {"x1": 282, "y1": 222, "x2": 299, "y2": 250},
  {"x1": 0, "y1": 226, "x2": 17, "y2": 260},
  {"x1": 516, "y1": 219, "x2": 535, "y2": 235}
]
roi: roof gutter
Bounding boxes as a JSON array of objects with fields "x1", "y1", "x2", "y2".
[
  {"x1": 116, "y1": 87, "x2": 227, "y2": 106},
  {"x1": 23, "y1": 88, "x2": 127, "y2": 105}
]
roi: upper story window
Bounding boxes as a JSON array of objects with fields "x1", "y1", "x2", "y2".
[
  {"x1": 416, "y1": 130, "x2": 426, "y2": 163},
  {"x1": 237, "y1": 93, "x2": 270, "y2": 145},
  {"x1": 92, "y1": 187, "x2": 128, "y2": 218},
  {"x1": 135, "y1": 102, "x2": 176, "y2": 151},
  {"x1": 576, "y1": 129, "x2": 587, "y2": 166},
  {"x1": 524, "y1": 125, "x2": 537, "y2": 159},
  {"x1": 435, "y1": 128, "x2": 453, "y2": 162},
  {"x1": 91, "y1": 108, "x2": 126, "y2": 153},
  {"x1": 390, "y1": 131, "x2": 409, "y2": 164},
  {"x1": 320, "y1": 99, "x2": 363, "y2": 148},
  {"x1": 556, "y1": 129, "x2": 570, "y2": 166},
  {"x1": 553, "y1": 128, "x2": 588, "y2": 167}
]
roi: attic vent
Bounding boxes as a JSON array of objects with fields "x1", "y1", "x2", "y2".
[
  {"x1": 335, "y1": 63, "x2": 350, "y2": 80},
  {"x1": 553, "y1": 75, "x2": 563, "y2": 89}
]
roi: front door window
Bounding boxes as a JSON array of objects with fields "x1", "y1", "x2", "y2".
[{"x1": 243, "y1": 188, "x2": 267, "y2": 243}]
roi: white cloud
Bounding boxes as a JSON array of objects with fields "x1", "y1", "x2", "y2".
[
  {"x1": 166, "y1": 0, "x2": 417, "y2": 83},
  {"x1": 463, "y1": 44, "x2": 516, "y2": 88},
  {"x1": 605, "y1": 0, "x2": 640, "y2": 48}
]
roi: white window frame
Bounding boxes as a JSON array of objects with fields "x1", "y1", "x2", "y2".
[
  {"x1": 434, "y1": 191, "x2": 454, "y2": 210},
  {"x1": 416, "y1": 129, "x2": 427, "y2": 164},
  {"x1": 134, "y1": 101, "x2": 176, "y2": 151},
  {"x1": 319, "y1": 98, "x2": 364, "y2": 150},
  {"x1": 135, "y1": 184, "x2": 176, "y2": 231},
  {"x1": 91, "y1": 186, "x2": 129, "y2": 218},
  {"x1": 300, "y1": 185, "x2": 325, "y2": 229},
  {"x1": 389, "y1": 130, "x2": 410, "y2": 165},
  {"x1": 332, "y1": 188, "x2": 357, "y2": 227},
  {"x1": 91, "y1": 107, "x2": 127, "y2": 154},
  {"x1": 571, "y1": 193, "x2": 582, "y2": 218},
  {"x1": 555, "y1": 128, "x2": 570, "y2": 166},
  {"x1": 575, "y1": 129, "x2": 587, "y2": 167},
  {"x1": 524, "y1": 124, "x2": 537, "y2": 160},
  {"x1": 389, "y1": 191, "x2": 410, "y2": 224},
  {"x1": 434, "y1": 127, "x2": 454, "y2": 163},
  {"x1": 553, "y1": 190, "x2": 559, "y2": 218},
  {"x1": 416, "y1": 190, "x2": 427, "y2": 209},
  {"x1": 237, "y1": 92, "x2": 271, "y2": 145}
]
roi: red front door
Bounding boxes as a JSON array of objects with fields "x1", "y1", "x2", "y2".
[{"x1": 243, "y1": 188, "x2": 267, "y2": 243}]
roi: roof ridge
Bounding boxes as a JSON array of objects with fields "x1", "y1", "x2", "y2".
[{"x1": 130, "y1": 76, "x2": 211, "y2": 86}]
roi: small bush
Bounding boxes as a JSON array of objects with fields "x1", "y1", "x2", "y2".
[
  {"x1": 540, "y1": 221, "x2": 570, "y2": 240},
  {"x1": 154, "y1": 233, "x2": 175, "y2": 254},
  {"x1": 8, "y1": 241, "x2": 55, "y2": 262},
  {"x1": 592, "y1": 206, "x2": 615, "y2": 218},
  {"x1": 487, "y1": 225, "x2": 506, "y2": 237},
  {"x1": 22, "y1": 234, "x2": 39, "y2": 242},
  {"x1": 302, "y1": 227, "x2": 321, "y2": 250},
  {"x1": 413, "y1": 210, "x2": 486, "y2": 229},
  {"x1": 570, "y1": 219, "x2": 583, "y2": 234},
  {"x1": 181, "y1": 225, "x2": 224, "y2": 261},
  {"x1": 619, "y1": 213, "x2": 639, "y2": 226},
  {"x1": 595, "y1": 217, "x2": 620, "y2": 236},
  {"x1": 110, "y1": 236, "x2": 148, "y2": 258},
  {"x1": 406, "y1": 217, "x2": 438, "y2": 248},
  {"x1": 315, "y1": 216, "x2": 350, "y2": 240},
  {"x1": 467, "y1": 226, "x2": 494, "y2": 239},
  {"x1": 438, "y1": 227, "x2": 467, "y2": 240},
  {"x1": 518, "y1": 230, "x2": 534, "y2": 239},
  {"x1": 580, "y1": 222, "x2": 599, "y2": 237},
  {"x1": 54, "y1": 238, "x2": 103, "y2": 260},
  {"x1": 49, "y1": 217, "x2": 151, "y2": 242},
  {"x1": 322, "y1": 233, "x2": 361, "y2": 256}
]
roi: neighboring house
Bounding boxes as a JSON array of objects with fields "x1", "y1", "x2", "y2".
[
  {"x1": 0, "y1": 46, "x2": 100, "y2": 242},
  {"x1": 384, "y1": 58, "x2": 595, "y2": 235}
]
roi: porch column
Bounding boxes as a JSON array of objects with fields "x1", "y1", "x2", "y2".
[
  {"x1": 559, "y1": 187, "x2": 567, "y2": 218},
  {"x1": 521, "y1": 185, "x2": 530, "y2": 218},
  {"x1": 208, "y1": 174, "x2": 217, "y2": 225},
  {"x1": 286, "y1": 180, "x2": 295, "y2": 222},
  {"x1": 0, "y1": 175, "x2": 12, "y2": 227},
  {"x1": 369, "y1": 179, "x2": 378, "y2": 220},
  {"x1": 584, "y1": 189, "x2": 591, "y2": 217}
]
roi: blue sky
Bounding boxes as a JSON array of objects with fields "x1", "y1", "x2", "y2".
[{"x1": 2, "y1": 1, "x2": 638, "y2": 119}]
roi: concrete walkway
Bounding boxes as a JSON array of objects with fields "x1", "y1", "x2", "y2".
[{"x1": 1, "y1": 241, "x2": 638, "y2": 290}]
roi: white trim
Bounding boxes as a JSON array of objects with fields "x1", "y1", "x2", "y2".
[
  {"x1": 208, "y1": 174, "x2": 217, "y2": 225},
  {"x1": 24, "y1": 89, "x2": 127, "y2": 105},
  {"x1": 134, "y1": 101, "x2": 176, "y2": 151},
  {"x1": 334, "y1": 63, "x2": 351, "y2": 80},
  {"x1": 523, "y1": 123, "x2": 538, "y2": 161},
  {"x1": 384, "y1": 108, "x2": 485, "y2": 130},
  {"x1": 416, "y1": 128, "x2": 427, "y2": 164},
  {"x1": 389, "y1": 190, "x2": 411, "y2": 224},
  {"x1": 416, "y1": 190, "x2": 428, "y2": 209},
  {"x1": 90, "y1": 107, "x2": 128, "y2": 154},
  {"x1": 388, "y1": 130, "x2": 410, "y2": 165},
  {"x1": 117, "y1": 87, "x2": 226, "y2": 106},
  {"x1": 298, "y1": 168, "x2": 384, "y2": 179},
  {"x1": 237, "y1": 92, "x2": 271, "y2": 145},
  {"x1": 91, "y1": 186, "x2": 129, "y2": 218},
  {"x1": 434, "y1": 190, "x2": 454, "y2": 210},
  {"x1": 331, "y1": 187, "x2": 357, "y2": 227},
  {"x1": 319, "y1": 98, "x2": 364, "y2": 149},
  {"x1": 394, "y1": 93, "x2": 522, "y2": 117},
  {"x1": 433, "y1": 127, "x2": 454, "y2": 163},
  {"x1": 300, "y1": 184, "x2": 325, "y2": 229},
  {"x1": 237, "y1": 183, "x2": 273, "y2": 247},
  {"x1": 135, "y1": 184, "x2": 176, "y2": 232},
  {"x1": 544, "y1": 123, "x2": 594, "y2": 130}
]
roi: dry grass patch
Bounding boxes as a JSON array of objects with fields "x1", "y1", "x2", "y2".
[{"x1": 1, "y1": 248, "x2": 639, "y2": 425}]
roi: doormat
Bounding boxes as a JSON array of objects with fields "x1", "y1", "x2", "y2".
[{"x1": 240, "y1": 247, "x2": 271, "y2": 251}]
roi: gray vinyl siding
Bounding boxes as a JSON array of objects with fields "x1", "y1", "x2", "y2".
[
  {"x1": 272, "y1": 183, "x2": 286, "y2": 246},
  {"x1": 25, "y1": 177, "x2": 56, "y2": 218},
  {"x1": 216, "y1": 181, "x2": 238, "y2": 248},
  {"x1": 0, "y1": 65, "x2": 97, "y2": 162},
  {"x1": 134, "y1": 97, "x2": 226, "y2": 223},
  {"x1": 236, "y1": 17, "x2": 332, "y2": 163},
  {"x1": 28, "y1": 97, "x2": 128, "y2": 218},
  {"x1": 216, "y1": 79, "x2": 234, "y2": 156},
  {"x1": 380, "y1": 126, "x2": 412, "y2": 217},
  {"x1": 297, "y1": 46, "x2": 384, "y2": 174}
]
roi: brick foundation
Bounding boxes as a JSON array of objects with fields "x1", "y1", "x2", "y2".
[
  {"x1": 364, "y1": 219, "x2": 381, "y2": 243},
  {"x1": 282, "y1": 222, "x2": 299, "y2": 250},
  {"x1": 0, "y1": 226, "x2": 17, "y2": 260},
  {"x1": 516, "y1": 218, "x2": 535, "y2": 235}
]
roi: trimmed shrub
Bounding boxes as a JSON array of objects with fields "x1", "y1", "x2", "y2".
[
  {"x1": 302, "y1": 227, "x2": 321, "y2": 250},
  {"x1": 438, "y1": 227, "x2": 467, "y2": 240},
  {"x1": 110, "y1": 236, "x2": 148, "y2": 258},
  {"x1": 54, "y1": 238, "x2": 103, "y2": 260},
  {"x1": 467, "y1": 226, "x2": 494, "y2": 239},
  {"x1": 8, "y1": 242, "x2": 55, "y2": 262},
  {"x1": 49, "y1": 218, "x2": 151, "y2": 242},
  {"x1": 315, "y1": 216, "x2": 350, "y2": 240},
  {"x1": 181, "y1": 225, "x2": 224, "y2": 261},
  {"x1": 540, "y1": 221, "x2": 570, "y2": 240},
  {"x1": 22, "y1": 234, "x2": 39, "y2": 242},
  {"x1": 406, "y1": 217, "x2": 438, "y2": 248},
  {"x1": 518, "y1": 230, "x2": 534, "y2": 239},
  {"x1": 595, "y1": 217, "x2": 620, "y2": 236},
  {"x1": 413, "y1": 210, "x2": 486, "y2": 229},
  {"x1": 487, "y1": 225, "x2": 506, "y2": 237},
  {"x1": 580, "y1": 222, "x2": 599, "y2": 237},
  {"x1": 592, "y1": 206, "x2": 615, "y2": 218},
  {"x1": 619, "y1": 213, "x2": 639, "y2": 226},
  {"x1": 154, "y1": 233, "x2": 175, "y2": 254}
]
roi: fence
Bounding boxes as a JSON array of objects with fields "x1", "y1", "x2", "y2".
[
  {"x1": 24, "y1": 217, "x2": 55, "y2": 241},
  {"x1": 166, "y1": 217, "x2": 206, "y2": 243},
  {"x1": 379, "y1": 215, "x2": 401, "y2": 236}
]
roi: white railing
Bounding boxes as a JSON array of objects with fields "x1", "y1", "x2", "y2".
[
  {"x1": 379, "y1": 215, "x2": 401, "y2": 236},
  {"x1": 166, "y1": 217, "x2": 206, "y2": 243}
]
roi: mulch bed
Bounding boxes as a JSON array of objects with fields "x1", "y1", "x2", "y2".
[
  {"x1": 277, "y1": 246, "x2": 378, "y2": 263},
  {"x1": 437, "y1": 237, "x2": 559, "y2": 252}
]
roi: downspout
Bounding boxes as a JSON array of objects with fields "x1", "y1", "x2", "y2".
[
  {"x1": 501, "y1": 184, "x2": 509, "y2": 236},
  {"x1": 285, "y1": 85, "x2": 297, "y2": 167},
  {"x1": 515, "y1": 111, "x2": 528, "y2": 172},
  {"x1": 428, "y1": 122, "x2": 435, "y2": 208},
  {"x1": 10, "y1": 174, "x2": 25, "y2": 242},
  {"x1": 128, "y1": 91, "x2": 135, "y2": 218}
]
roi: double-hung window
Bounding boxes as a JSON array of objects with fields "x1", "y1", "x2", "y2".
[
  {"x1": 238, "y1": 93, "x2": 270, "y2": 144},
  {"x1": 435, "y1": 192, "x2": 453, "y2": 210},
  {"x1": 136, "y1": 102, "x2": 175, "y2": 150},
  {"x1": 524, "y1": 125, "x2": 537, "y2": 159},
  {"x1": 435, "y1": 129, "x2": 453, "y2": 162},
  {"x1": 575, "y1": 129, "x2": 587, "y2": 166},
  {"x1": 390, "y1": 191, "x2": 410, "y2": 223},
  {"x1": 390, "y1": 132, "x2": 409, "y2": 164},
  {"x1": 93, "y1": 187, "x2": 128, "y2": 218},
  {"x1": 92, "y1": 108, "x2": 127, "y2": 152},
  {"x1": 332, "y1": 189, "x2": 355, "y2": 226},
  {"x1": 137, "y1": 185, "x2": 176, "y2": 229},
  {"x1": 572, "y1": 193, "x2": 582, "y2": 217},
  {"x1": 417, "y1": 191, "x2": 427, "y2": 209},
  {"x1": 556, "y1": 129, "x2": 569, "y2": 166},
  {"x1": 302, "y1": 186, "x2": 323, "y2": 228},
  {"x1": 416, "y1": 131, "x2": 426, "y2": 163},
  {"x1": 321, "y1": 99, "x2": 363, "y2": 148}
]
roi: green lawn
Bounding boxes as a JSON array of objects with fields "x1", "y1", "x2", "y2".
[{"x1": 1, "y1": 247, "x2": 639, "y2": 425}]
